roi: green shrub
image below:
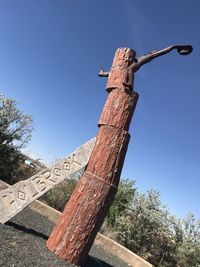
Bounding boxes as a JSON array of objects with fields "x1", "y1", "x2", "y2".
[{"x1": 40, "y1": 179, "x2": 77, "y2": 212}]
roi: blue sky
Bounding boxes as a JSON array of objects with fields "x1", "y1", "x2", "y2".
[{"x1": 0, "y1": 0, "x2": 199, "y2": 218}]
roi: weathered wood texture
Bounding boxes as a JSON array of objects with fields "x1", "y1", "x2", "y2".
[
  {"x1": 98, "y1": 88, "x2": 138, "y2": 130},
  {"x1": 47, "y1": 48, "x2": 139, "y2": 266},
  {"x1": 106, "y1": 47, "x2": 133, "y2": 91},
  {"x1": 46, "y1": 172, "x2": 117, "y2": 262}
]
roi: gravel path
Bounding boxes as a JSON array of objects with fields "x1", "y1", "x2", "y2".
[{"x1": 0, "y1": 207, "x2": 131, "y2": 267}]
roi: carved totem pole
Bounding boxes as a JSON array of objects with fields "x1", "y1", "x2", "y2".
[{"x1": 47, "y1": 44, "x2": 192, "y2": 266}]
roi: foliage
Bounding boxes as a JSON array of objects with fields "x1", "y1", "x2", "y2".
[
  {"x1": 104, "y1": 183, "x2": 200, "y2": 267},
  {"x1": 106, "y1": 179, "x2": 136, "y2": 227},
  {"x1": 174, "y1": 213, "x2": 200, "y2": 267},
  {"x1": 114, "y1": 190, "x2": 177, "y2": 265},
  {"x1": 0, "y1": 93, "x2": 34, "y2": 183},
  {"x1": 40, "y1": 179, "x2": 77, "y2": 212},
  {"x1": 0, "y1": 94, "x2": 33, "y2": 148}
]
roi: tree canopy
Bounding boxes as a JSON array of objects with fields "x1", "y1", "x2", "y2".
[
  {"x1": 0, "y1": 94, "x2": 33, "y2": 148},
  {"x1": 0, "y1": 93, "x2": 34, "y2": 183},
  {"x1": 102, "y1": 179, "x2": 200, "y2": 267}
]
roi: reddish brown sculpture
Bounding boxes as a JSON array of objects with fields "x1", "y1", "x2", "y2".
[
  {"x1": 47, "y1": 44, "x2": 192, "y2": 266},
  {"x1": 99, "y1": 44, "x2": 192, "y2": 90}
]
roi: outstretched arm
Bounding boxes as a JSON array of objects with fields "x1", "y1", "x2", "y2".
[{"x1": 137, "y1": 44, "x2": 193, "y2": 67}]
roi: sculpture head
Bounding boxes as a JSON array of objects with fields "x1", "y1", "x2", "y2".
[{"x1": 125, "y1": 49, "x2": 137, "y2": 66}]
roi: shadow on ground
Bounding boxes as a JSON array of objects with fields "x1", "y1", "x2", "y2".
[
  {"x1": 83, "y1": 256, "x2": 113, "y2": 267},
  {"x1": 1, "y1": 208, "x2": 130, "y2": 267},
  {"x1": 5, "y1": 221, "x2": 48, "y2": 240},
  {"x1": 5, "y1": 221, "x2": 114, "y2": 267}
]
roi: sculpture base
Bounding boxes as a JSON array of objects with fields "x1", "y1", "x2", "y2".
[{"x1": 46, "y1": 172, "x2": 117, "y2": 266}]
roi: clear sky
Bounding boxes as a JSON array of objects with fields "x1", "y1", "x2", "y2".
[{"x1": 0, "y1": 0, "x2": 199, "y2": 219}]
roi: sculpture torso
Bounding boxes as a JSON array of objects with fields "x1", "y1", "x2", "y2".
[
  {"x1": 106, "y1": 48, "x2": 135, "y2": 92},
  {"x1": 102, "y1": 44, "x2": 193, "y2": 92}
]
